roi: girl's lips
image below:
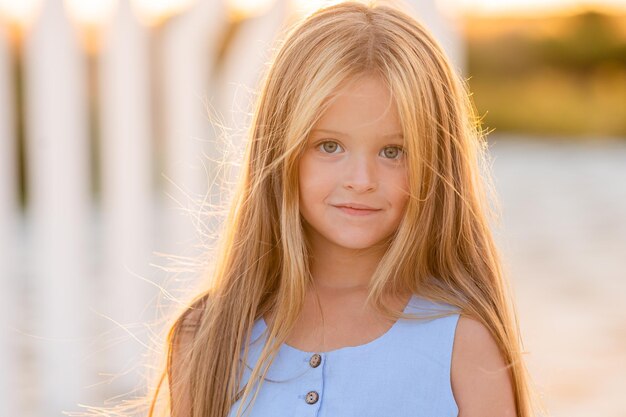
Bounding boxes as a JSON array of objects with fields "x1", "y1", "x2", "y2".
[{"x1": 335, "y1": 206, "x2": 381, "y2": 216}]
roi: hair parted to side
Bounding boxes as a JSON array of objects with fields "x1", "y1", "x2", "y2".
[{"x1": 86, "y1": 1, "x2": 544, "y2": 417}]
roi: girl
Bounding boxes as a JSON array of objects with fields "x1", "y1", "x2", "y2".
[{"x1": 153, "y1": 2, "x2": 542, "y2": 417}]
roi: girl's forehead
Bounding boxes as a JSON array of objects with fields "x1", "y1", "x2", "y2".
[
  {"x1": 316, "y1": 78, "x2": 400, "y2": 123},
  {"x1": 310, "y1": 108, "x2": 402, "y2": 138},
  {"x1": 310, "y1": 127, "x2": 403, "y2": 140}
]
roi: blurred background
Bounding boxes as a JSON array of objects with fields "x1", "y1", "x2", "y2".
[{"x1": 0, "y1": 0, "x2": 624, "y2": 416}]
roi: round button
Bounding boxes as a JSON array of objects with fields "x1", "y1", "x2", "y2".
[
  {"x1": 305, "y1": 390, "x2": 319, "y2": 404},
  {"x1": 309, "y1": 353, "x2": 322, "y2": 368}
]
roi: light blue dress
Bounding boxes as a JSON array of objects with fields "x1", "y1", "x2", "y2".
[{"x1": 228, "y1": 293, "x2": 461, "y2": 417}]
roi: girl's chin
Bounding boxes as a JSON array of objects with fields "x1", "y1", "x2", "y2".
[{"x1": 324, "y1": 236, "x2": 391, "y2": 252}]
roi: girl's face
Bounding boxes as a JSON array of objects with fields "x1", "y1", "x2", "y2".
[{"x1": 298, "y1": 75, "x2": 409, "y2": 253}]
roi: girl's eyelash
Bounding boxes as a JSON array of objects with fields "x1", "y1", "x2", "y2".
[
  {"x1": 316, "y1": 140, "x2": 343, "y2": 153},
  {"x1": 316, "y1": 141, "x2": 406, "y2": 159},
  {"x1": 381, "y1": 145, "x2": 406, "y2": 160}
]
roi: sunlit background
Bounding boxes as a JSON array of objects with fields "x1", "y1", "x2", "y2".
[{"x1": 0, "y1": 0, "x2": 624, "y2": 416}]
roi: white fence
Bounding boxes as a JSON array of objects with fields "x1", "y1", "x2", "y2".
[{"x1": 0, "y1": 1, "x2": 461, "y2": 415}]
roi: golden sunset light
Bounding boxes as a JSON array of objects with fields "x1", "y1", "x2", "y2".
[
  {"x1": 64, "y1": 0, "x2": 119, "y2": 28},
  {"x1": 227, "y1": 0, "x2": 277, "y2": 20},
  {"x1": 0, "y1": 0, "x2": 43, "y2": 30},
  {"x1": 131, "y1": 0, "x2": 197, "y2": 26},
  {"x1": 439, "y1": 0, "x2": 626, "y2": 16}
]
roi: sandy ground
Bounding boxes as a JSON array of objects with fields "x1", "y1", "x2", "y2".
[{"x1": 488, "y1": 136, "x2": 626, "y2": 417}]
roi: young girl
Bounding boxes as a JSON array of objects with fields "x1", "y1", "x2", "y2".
[{"x1": 153, "y1": 2, "x2": 542, "y2": 417}]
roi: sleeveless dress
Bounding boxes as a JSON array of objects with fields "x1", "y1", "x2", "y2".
[{"x1": 228, "y1": 293, "x2": 461, "y2": 417}]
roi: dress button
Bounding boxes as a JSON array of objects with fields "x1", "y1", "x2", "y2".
[
  {"x1": 309, "y1": 353, "x2": 322, "y2": 368},
  {"x1": 305, "y1": 390, "x2": 319, "y2": 404}
]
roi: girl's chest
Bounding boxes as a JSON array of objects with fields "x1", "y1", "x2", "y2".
[
  {"x1": 234, "y1": 295, "x2": 462, "y2": 417},
  {"x1": 281, "y1": 313, "x2": 397, "y2": 353},
  {"x1": 228, "y1": 347, "x2": 459, "y2": 417},
  {"x1": 266, "y1": 292, "x2": 413, "y2": 353}
]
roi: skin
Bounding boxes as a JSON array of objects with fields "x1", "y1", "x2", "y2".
[
  {"x1": 452, "y1": 316, "x2": 519, "y2": 416},
  {"x1": 298, "y1": 73, "x2": 410, "y2": 292}
]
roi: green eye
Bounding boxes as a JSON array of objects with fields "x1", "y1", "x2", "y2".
[{"x1": 381, "y1": 146, "x2": 405, "y2": 159}]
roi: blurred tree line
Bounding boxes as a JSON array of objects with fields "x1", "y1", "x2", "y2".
[{"x1": 465, "y1": 10, "x2": 626, "y2": 138}]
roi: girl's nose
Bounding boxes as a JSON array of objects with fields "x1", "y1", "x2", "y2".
[{"x1": 343, "y1": 155, "x2": 378, "y2": 193}]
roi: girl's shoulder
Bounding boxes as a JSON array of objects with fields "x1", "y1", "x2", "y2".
[
  {"x1": 406, "y1": 295, "x2": 517, "y2": 416},
  {"x1": 450, "y1": 315, "x2": 517, "y2": 416},
  {"x1": 173, "y1": 294, "x2": 210, "y2": 336},
  {"x1": 168, "y1": 295, "x2": 210, "y2": 416}
]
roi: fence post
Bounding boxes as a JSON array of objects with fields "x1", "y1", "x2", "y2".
[
  {"x1": 97, "y1": 0, "x2": 155, "y2": 397},
  {"x1": 155, "y1": 0, "x2": 229, "y2": 288},
  {"x1": 23, "y1": 0, "x2": 95, "y2": 414},
  {"x1": 0, "y1": 20, "x2": 19, "y2": 417},
  {"x1": 215, "y1": 0, "x2": 289, "y2": 186}
]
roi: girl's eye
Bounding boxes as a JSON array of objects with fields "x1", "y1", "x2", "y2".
[
  {"x1": 318, "y1": 141, "x2": 343, "y2": 154},
  {"x1": 316, "y1": 141, "x2": 405, "y2": 159},
  {"x1": 380, "y1": 146, "x2": 405, "y2": 160}
]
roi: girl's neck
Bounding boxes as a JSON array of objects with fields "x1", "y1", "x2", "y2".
[{"x1": 307, "y1": 237, "x2": 388, "y2": 291}]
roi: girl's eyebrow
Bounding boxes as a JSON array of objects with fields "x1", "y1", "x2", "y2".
[{"x1": 312, "y1": 128, "x2": 403, "y2": 139}]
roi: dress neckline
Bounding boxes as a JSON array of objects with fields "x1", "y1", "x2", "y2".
[{"x1": 258, "y1": 293, "x2": 417, "y2": 355}]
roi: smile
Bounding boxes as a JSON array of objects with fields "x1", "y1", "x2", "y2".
[{"x1": 334, "y1": 206, "x2": 382, "y2": 216}]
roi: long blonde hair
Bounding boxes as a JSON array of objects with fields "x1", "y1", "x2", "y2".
[{"x1": 149, "y1": 2, "x2": 543, "y2": 416}]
